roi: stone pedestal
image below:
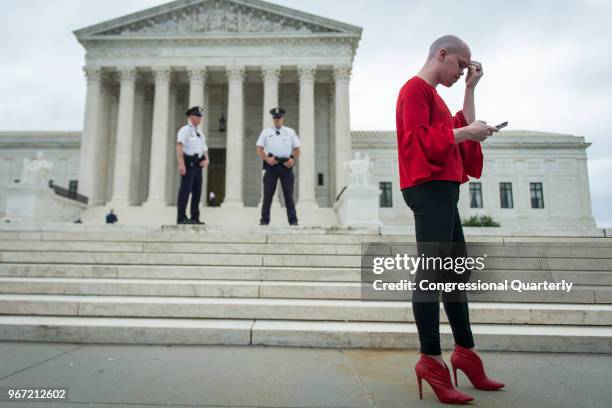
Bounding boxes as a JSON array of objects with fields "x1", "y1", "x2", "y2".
[
  {"x1": 334, "y1": 185, "x2": 382, "y2": 227},
  {"x1": 334, "y1": 152, "x2": 382, "y2": 227},
  {"x1": 4, "y1": 184, "x2": 86, "y2": 223},
  {"x1": 3, "y1": 152, "x2": 87, "y2": 222},
  {"x1": 3, "y1": 153, "x2": 85, "y2": 223}
]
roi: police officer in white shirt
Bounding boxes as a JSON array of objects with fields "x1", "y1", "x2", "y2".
[
  {"x1": 256, "y1": 107, "x2": 301, "y2": 225},
  {"x1": 176, "y1": 106, "x2": 209, "y2": 224}
]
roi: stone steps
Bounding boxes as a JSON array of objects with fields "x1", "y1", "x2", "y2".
[
  {"x1": 0, "y1": 276, "x2": 609, "y2": 303},
  {"x1": 0, "y1": 224, "x2": 611, "y2": 353},
  {"x1": 2, "y1": 239, "x2": 612, "y2": 257},
  {"x1": 4, "y1": 251, "x2": 612, "y2": 271},
  {"x1": 0, "y1": 315, "x2": 610, "y2": 353},
  {"x1": 1, "y1": 226, "x2": 608, "y2": 242},
  {"x1": 0, "y1": 241, "x2": 362, "y2": 255},
  {"x1": 0, "y1": 294, "x2": 610, "y2": 326},
  {"x1": 2, "y1": 263, "x2": 611, "y2": 284}
]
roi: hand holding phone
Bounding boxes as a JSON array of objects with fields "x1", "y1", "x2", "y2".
[
  {"x1": 495, "y1": 121, "x2": 508, "y2": 130},
  {"x1": 467, "y1": 120, "x2": 499, "y2": 142}
]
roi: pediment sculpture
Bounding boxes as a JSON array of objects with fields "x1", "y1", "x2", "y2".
[{"x1": 100, "y1": 1, "x2": 334, "y2": 35}]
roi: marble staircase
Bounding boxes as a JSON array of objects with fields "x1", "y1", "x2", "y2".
[{"x1": 0, "y1": 224, "x2": 610, "y2": 353}]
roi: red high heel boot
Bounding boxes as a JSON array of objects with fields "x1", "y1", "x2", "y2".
[
  {"x1": 450, "y1": 345, "x2": 505, "y2": 390},
  {"x1": 415, "y1": 354, "x2": 474, "y2": 404}
]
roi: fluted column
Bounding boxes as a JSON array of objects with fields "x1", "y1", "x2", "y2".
[
  {"x1": 166, "y1": 84, "x2": 178, "y2": 205},
  {"x1": 78, "y1": 65, "x2": 102, "y2": 203},
  {"x1": 258, "y1": 65, "x2": 281, "y2": 205},
  {"x1": 144, "y1": 66, "x2": 172, "y2": 207},
  {"x1": 223, "y1": 65, "x2": 245, "y2": 207},
  {"x1": 261, "y1": 65, "x2": 280, "y2": 129},
  {"x1": 333, "y1": 65, "x2": 352, "y2": 196},
  {"x1": 188, "y1": 67, "x2": 208, "y2": 206},
  {"x1": 93, "y1": 83, "x2": 111, "y2": 205},
  {"x1": 202, "y1": 83, "x2": 210, "y2": 137},
  {"x1": 201, "y1": 84, "x2": 211, "y2": 202},
  {"x1": 188, "y1": 66, "x2": 206, "y2": 109},
  {"x1": 109, "y1": 66, "x2": 137, "y2": 206},
  {"x1": 298, "y1": 64, "x2": 318, "y2": 207}
]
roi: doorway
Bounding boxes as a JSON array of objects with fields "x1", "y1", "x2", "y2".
[{"x1": 206, "y1": 148, "x2": 226, "y2": 206}]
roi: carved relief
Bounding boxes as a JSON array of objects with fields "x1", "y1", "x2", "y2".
[
  {"x1": 100, "y1": 1, "x2": 335, "y2": 35},
  {"x1": 346, "y1": 152, "x2": 374, "y2": 187},
  {"x1": 20, "y1": 152, "x2": 53, "y2": 189},
  {"x1": 84, "y1": 38, "x2": 354, "y2": 60}
]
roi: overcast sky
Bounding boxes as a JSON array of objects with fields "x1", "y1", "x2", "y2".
[{"x1": 1, "y1": 0, "x2": 610, "y2": 226}]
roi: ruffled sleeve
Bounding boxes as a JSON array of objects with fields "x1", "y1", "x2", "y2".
[
  {"x1": 398, "y1": 86, "x2": 456, "y2": 183},
  {"x1": 453, "y1": 110, "x2": 483, "y2": 181}
]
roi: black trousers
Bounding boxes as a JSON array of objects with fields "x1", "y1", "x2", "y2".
[
  {"x1": 402, "y1": 180, "x2": 475, "y2": 355},
  {"x1": 177, "y1": 157, "x2": 203, "y2": 223},
  {"x1": 261, "y1": 163, "x2": 297, "y2": 224}
]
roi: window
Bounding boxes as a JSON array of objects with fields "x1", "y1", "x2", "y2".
[
  {"x1": 499, "y1": 182, "x2": 513, "y2": 209},
  {"x1": 530, "y1": 182, "x2": 544, "y2": 208},
  {"x1": 379, "y1": 182, "x2": 393, "y2": 208},
  {"x1": 69, "y1": 180, "x2": 78, "y2": 194},
  {"x1": 318, "y1": 173, "x2": 324, "y2": 186},
  {"x1": 469, "y1": 182, "x2": 483, "y2": 208}
]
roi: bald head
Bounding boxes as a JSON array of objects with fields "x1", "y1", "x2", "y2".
[{"x1": 428, "y1": 35, "x2": 470, "y2": 60}]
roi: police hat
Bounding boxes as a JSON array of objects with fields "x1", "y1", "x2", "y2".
[
  {"x1": 185, "y1": 106, "x2": 204, "y2": 117},
  {"x1": 269, "y1": 107, "x2": 286, "y2": 118}
]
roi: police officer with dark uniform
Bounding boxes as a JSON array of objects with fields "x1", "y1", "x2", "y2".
[
  {"x1": 256, "y1": 107, "x2": 301, "y2": 226},
  {"x1": 176, "y1": 106, "x2": 209, "y2": 224}
]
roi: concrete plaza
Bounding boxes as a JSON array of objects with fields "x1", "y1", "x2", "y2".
[{"x1": 0, "y1": 342, "x2": 610, "y2": 407}]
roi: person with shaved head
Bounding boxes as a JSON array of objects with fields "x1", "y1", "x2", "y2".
[{"x1": 396, "y1": 35, "x2": 504, "y2": 404}]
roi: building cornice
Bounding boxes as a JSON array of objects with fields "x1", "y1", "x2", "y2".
[
  {"x1": 350, "y1": 130, "x2": 592, "y2": 150},
  {"x1": 0, "y1": 131, "x2": 81, "y2": 149}
]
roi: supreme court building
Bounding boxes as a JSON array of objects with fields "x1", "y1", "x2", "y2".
[
  {"x1": 75, "y1": 0, "x2": 359, "y2": 212},
  {"x1": 0, "y1": 0, "x2": 597, "y2": 228}
]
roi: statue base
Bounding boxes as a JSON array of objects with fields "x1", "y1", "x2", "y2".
[
  {"x1": 334, "y1": 184, "x2": 383, "y2": 227},
  {"x1": 3, "y1": 184, "x2": 86, "y2": 223}
]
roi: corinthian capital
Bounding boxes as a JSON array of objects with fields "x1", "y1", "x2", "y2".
[
  {"x1": 226, "y1": 65, "x2": 245, "y2": 82},
  {"x1": 333, "y1": 65, "x2": 352, "y2": 83},
  {"x1": 118, "y1": 66, "x2": 137, "y2": 83},
  {"x1": 298, "y1": 65, "x2": 317, "y2": 84},
  {"x1": 187, "y1": 66, "x2": 206, "y2": 83},
  {"x1": 83, "y1": 65, "x2": 102, "y2": 83},
  {"x1": 152, "y1": 66, "x2": 172, "y2": 83},
  {"x1": 261, "y1": 64, "x2": 281, "y2": 83}
]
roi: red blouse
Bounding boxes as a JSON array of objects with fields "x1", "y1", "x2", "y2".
[{"x1": 395, "y1": 76, "x2": 483, "y2": 189}]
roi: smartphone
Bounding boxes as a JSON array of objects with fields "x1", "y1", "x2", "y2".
[{"x1": 495, "y1": 121, "x2": 508, "y2": 130}]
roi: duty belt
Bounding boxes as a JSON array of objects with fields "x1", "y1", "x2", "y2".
[
  {"x1": 267, "y1": 153, "x2": 290, "y2": 164},
  {"x1": 263, "y1": 153, "x2": 291, "y2": 169},
  {"x1": 183, "y1": 153, "x2": 204, "y2": 166}
]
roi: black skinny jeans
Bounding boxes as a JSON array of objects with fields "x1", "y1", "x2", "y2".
[{"x1": 402, "y1": 180, "x2": 475, "y2": 355}]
